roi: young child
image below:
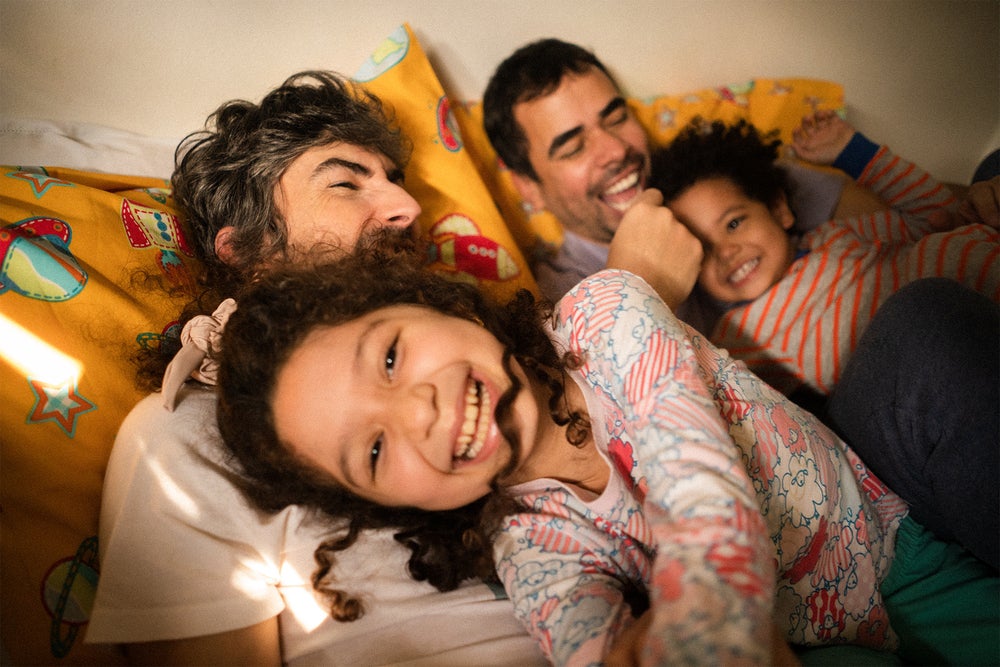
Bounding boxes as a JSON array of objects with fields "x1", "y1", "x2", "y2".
[
  {"x1": 210, "y1": 241, "x2": 997, "y2": 666},
  {"x1": 649, "y1": 112, "x2": 999, "y2": 397}
]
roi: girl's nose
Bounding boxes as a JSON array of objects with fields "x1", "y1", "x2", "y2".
[
  {"x1": 715, "y1": 240, "x2": 740, "y2": 261},
  {"x1": 399, "y1": 382, "x2": 437, "y2": 442}
]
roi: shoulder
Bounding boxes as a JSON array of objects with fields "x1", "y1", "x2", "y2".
[
  {"x1": 92, "y1": 386, "x2": 295, "y2": 644},
  {"x1": 534, "y1": 231, "x2": 609, "y2": 303},
  {"x1": 553, "y1": 269, "x2": 670, "y2": 346},
  {"x1": 101, "y1": 385, "x2": 253, "y2": 535},
  {"x1": 119, "y1": 384, "x2": 217, "y2": 439},
  {"x1": 110, "y1": 385, "x2": 228, "y2": 477},
  {"x1": 556, "y1": 269, "x2": 661, "y2": 315},
  {"x1": 782, "y1": 160, "x2": 847, "y2": 231}
]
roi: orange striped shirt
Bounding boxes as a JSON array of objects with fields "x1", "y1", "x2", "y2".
[{"x1": 712, "y1": 147, "x2": 998, "y2": 396}]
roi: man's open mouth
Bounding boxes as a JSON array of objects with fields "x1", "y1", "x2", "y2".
[{"x1": 598, "y1": 156, "x2": 647, "y2": 213}]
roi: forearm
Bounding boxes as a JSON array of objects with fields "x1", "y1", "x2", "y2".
[
  {"x1": 122, "y1": 618, "x2": 281, "y2": 667},
  {"x1": 836, "y1": 134, "x2": 956, "y2": 229},
  {"x1": 495, "y1": 521, "x2": 634, "y2": 665}
]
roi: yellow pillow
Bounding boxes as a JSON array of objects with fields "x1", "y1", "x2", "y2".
[
  {"x1": 357, "y1": 24, "x2": 539, "y2": 302},
  {"x1": 634, "y1": 77, "x2": 845, "y2": 146},
  {"x1": 455, "y1": 78, "x2": 845, "y2": 257},
  {"x1": 0, "y1": 166, "x2": 199, "y2": 665}
]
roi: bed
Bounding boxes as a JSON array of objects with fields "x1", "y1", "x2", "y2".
[{"x1": 0, "y1": 23, "x2": 849, "y2": 665}]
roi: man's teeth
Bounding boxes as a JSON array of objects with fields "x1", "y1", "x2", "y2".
[
  {"x1": 602, "y1": 171, "x2": 641, "y2": 212},
  {"x1": 455, "y1": 380, "x2": 490, "y2": 461},
  {"x1": 729, "y1": 257, "x2": 759, "y2": 284},
  {"x1": 604, "y1": 171, "x2": 639, "y2": 196}
]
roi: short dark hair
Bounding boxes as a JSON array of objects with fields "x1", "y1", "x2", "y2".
[
  {"x1": 171, "y1": 70, "x2": 409, "y2": 297},
  {"x1": 483, "y1": 39, "x2": 616, "y2": 180},
  {"x1": 649, "y1": 118, "x2": 789, "y2": 208}
]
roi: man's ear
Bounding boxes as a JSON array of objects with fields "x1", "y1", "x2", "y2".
[
  {"x1": 771, "y1": 192, "x2": 796, "y2": 230},
  {"x1": 511, "y1": 172, "x2": 546, "y2": 215},
  {"x1": 213, "y1": 225, "x2": 238, "y2": 265}
]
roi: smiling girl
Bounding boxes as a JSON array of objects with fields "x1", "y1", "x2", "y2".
[{"x1": 213, "y1": 237, "x2": 997, "y2": 666}]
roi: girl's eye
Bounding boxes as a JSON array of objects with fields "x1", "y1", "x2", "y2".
[
  {"x1": 727, "y1": 216, "x2": 744, "y2": 231},
  {"x1": 384, "y1": 338, "x2": 398, "y2": 378},
  {"x1": 369, "y1": 435, "x2": 383, "y2": 475}
]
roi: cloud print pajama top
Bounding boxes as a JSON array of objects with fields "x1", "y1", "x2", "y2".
[{"x1": 494, "y1": 269, "x2": 907, "y2": 665}]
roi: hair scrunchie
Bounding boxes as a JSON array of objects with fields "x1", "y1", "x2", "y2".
[{"x1": 161, "y1": 298, "x2": 237, "y2": 411}]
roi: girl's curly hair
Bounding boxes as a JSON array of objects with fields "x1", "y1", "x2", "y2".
[
  {"x1": 649, "y1": 118, "x2": 790, "y2": 208},
  {"x1": 215, "y1": 230, "x2": 589, "y2": 621}
]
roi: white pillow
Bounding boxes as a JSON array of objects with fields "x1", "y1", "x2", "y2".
[{"x1": 0, "y1": 116, "x2": 178, "y2": 179}]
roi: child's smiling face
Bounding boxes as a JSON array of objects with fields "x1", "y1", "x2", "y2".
[
  {"x1": 668, "y1": 177, "x2": 797, "y2": 305},
  {"x1": 270, "y1": 304, "x2": 541, "y2": 511}
]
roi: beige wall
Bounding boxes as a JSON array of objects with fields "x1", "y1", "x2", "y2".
[{"x1": 1, "y1": 0, "x2": 997, "y2": 183}]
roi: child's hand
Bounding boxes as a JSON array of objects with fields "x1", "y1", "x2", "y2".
[
  {"x1": 605, "y1": 609, "x2": 652, "y2": 666},
  {"x1": 791, "y1": 110, "x2": 855, "y2": 165}
]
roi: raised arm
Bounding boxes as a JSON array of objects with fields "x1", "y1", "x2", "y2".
[
  {"x1": 790, "y1": 110, "x2": 853, "y2": 165},
  {"x1": 591, "y1": 273, "x2": 775, "y2": 664},
  {"x1": 557, "y1": 271, "x2": 776, "y2": 664},
  {"x1": 794, "y1": 111, "x2": 957, "y2": 239}
]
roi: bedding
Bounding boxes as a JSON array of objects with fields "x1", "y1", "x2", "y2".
[
  {"x1": 0, "y1": 22, "x2": 844, "y2": 665},
  {"x1": 0, "y1": 117, "x2": 179, "y2": 181}
]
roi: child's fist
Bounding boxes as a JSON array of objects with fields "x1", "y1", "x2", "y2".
[{"x1": 791, "y1": 110, "x2": 855, "y2": 165}]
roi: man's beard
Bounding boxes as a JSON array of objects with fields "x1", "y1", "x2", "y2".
[{"x1": 354, "y1": 224, "x2": 420, "y2": 256}]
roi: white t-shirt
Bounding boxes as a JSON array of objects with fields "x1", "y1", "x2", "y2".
[{"x1": 87, "y1": 385, "x2": 545, "y2": 666}]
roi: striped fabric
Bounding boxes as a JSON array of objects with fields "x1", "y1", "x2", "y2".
[{"x1": 712, "y1": 145, "x2": 998, "y2": 395}]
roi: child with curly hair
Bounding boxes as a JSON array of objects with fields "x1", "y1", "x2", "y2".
[
  {"x1": 648, "y1": 113, "x2": 1000, "y2": 572},
  {"x1": 649, "y1": 112, "x2": 999, "y2": 397},
  {"x1": 210, "y1": 239, "x2": 997, "y2": 666}
]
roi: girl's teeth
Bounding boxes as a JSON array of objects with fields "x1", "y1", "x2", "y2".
[{"x1": 455, "y1": 380, "x2": 491, "y2": 462}]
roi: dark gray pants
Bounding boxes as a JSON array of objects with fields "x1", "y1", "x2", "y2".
[{"x1": 826, "y1": 278, "x2": 999, "y2": 570}]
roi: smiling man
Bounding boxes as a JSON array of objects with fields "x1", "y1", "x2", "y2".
[
  {"x1": 483, "y1": 39, "x2": 855, "y2": 309},
  {"x1": 483, "y1": 36, "x2": 999, "y2": 595}
]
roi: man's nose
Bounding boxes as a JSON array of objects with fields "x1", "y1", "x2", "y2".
[
  {"x1": 376, "y1": 183, "x2": 421, "y2": 229},
  {"x1": 591, "y1": 127, "x2": 629, "y2": 166}
]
